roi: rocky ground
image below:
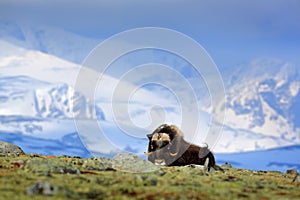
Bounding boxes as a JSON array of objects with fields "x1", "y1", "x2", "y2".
[{"x1": 0, "y1": 140, "x2": 300, "y2": 200}]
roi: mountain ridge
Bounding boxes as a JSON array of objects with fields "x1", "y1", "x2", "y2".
[{"x1": 0, "y1": 22, "x2": 300, "y2": 155}]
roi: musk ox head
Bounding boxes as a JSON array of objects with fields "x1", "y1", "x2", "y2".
[{"x1": 145, "y1": 124, "x2": 186, "y2": 165}]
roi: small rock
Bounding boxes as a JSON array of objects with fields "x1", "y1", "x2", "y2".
[
  {"x1": 221, "y1": 162, "x2": 232, "y2": 170},
  {"x1": 113, "y1": 153, "x2": 140, "y2": 161},
  {"x1": 26, "y1": 181, "x2": 57, "y2": 196},
  {"x1": 112, "y1": 153, "x2": 160, "y2": 172},
  {"x1": 286, "y1": 168, "x2": 298, "y2": 175},
  {"x1": 0, "y1": 140, "x2": 25, "y2": 155},
  {"x1": 11, "y1": 160, "x2": 26, "y2": 168},
  {"x1": 82, "y1": 157, "x2": 112, "y2": 171},
  {"x1": 25, "y1": 159, "x2": 80, "y2": 174}
]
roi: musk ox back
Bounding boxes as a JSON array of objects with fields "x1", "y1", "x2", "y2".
[{"x1": 145, "y1": 124, "x2": 217, "y2": 171}]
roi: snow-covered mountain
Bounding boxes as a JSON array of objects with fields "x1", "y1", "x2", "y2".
[
  {"x1": 0, "y1": 75, "x2": 105, "y2": 120},
  {"x1": 225, "y1": 58, "x2": 300, "y2": 131},
  {"x1": 215, "y1": 58, "x2": 300, "y2": 152},
  {"x1": 0, "y1": 35, "x2": 181, "y2": 156},
  {"x1": 1, "y1": 20, "x2": 300, "y2": 164}
]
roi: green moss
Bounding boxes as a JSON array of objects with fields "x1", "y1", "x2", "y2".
[{"x1": 0, "y1": 154, "x2": 300, "y2": 200}]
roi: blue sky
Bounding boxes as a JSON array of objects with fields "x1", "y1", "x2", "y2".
[{"x1": 1, "y1": 0, "x2": 299, "y2": 69}]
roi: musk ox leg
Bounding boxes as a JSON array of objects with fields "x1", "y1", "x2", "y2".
[{"x1": 204, "y1": 157, "x2": 209, "y2": 170}]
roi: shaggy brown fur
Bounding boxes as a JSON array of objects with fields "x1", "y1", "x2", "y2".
[{"x1": 146, "y1": 124, "x2": 218, "y2": 171}]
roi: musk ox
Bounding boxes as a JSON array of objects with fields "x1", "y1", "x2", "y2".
[{"x1": 145, "y1": 124, "x2": 218, "y2": 171}]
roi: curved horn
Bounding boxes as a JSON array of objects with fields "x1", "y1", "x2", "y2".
[
  {"x1": 144, "y1": 151, "x2": 153, "y2": 156},
  {"x1": 169, "y1": 152, "x2": 178, "y2": 157}
]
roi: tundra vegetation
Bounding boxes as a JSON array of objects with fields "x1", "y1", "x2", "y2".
[{"x1": 0, "y1": 140, "x2": 300, "y2": 199}]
